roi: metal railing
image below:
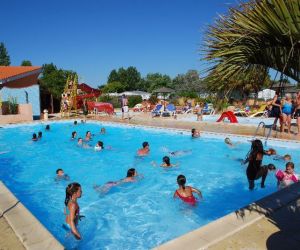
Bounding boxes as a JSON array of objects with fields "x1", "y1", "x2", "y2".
[{"x1": 253, "y1": 121, "x2": 277, "y2": 146}]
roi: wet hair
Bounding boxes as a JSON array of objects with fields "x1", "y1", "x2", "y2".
[
  {"x1": 177, "y1": 175, "x2": 186, "y2": 189},
  {"x1": 97, "y1": 141, "x2": 104, "y2": 148},
  {"x1": 267, "y1": 164, "x2": 276, "y2": 170},
  {"x1": 247, "y1": 139, "x2": 264, "y2": 161},
  {"x1": 56, "y1": 168, "x2": 63, "y2": 174},
  {"x1": 286, "y1": 162, "x2": 294, "y2": 169},
  {"x1": 267, "y1": 148, "x2": 276, "y2": 155},
  {"x1": 86, "y1": 131, "x2": 91, "y2": 136},
  {"x1": 38, "y1": 131, "x2": 42, "y2": 138},
  {"x1": 224, "y1": 137, "x2": 231, "y2": 144},
  {"x1": 142, "y1": 141, "x2": 149, "y2": 148},
  {"x1": 163, "y1": 156, "x2": 171, "y2": 166},
  {"x1": 71, "y1": 131, "x2": 77, "y2": 139},
  {"x1": 284, "y1": 154, "x2": 291, "y2": 160},
  {"x1": 74, "y1": 120, "x2": 77, "y2": 125},
  {"x1": 191, "y1": 128, "x2": 196, "y2": 134},
  {"x1": 127, "y1": 168, "x2": 136, "y2": 177},
  {"x1": 65, "y1": 182, "x2": 81, "y2": 206},
  {"x1": 32, "y1": 133, "x2": 37, "y2": 139},
  {"x1": 45, "y1": 125, "x2": 50, "y2": 130},
  {"x1": 78, "y1": 137, "x2": 83, "y2": 142}
]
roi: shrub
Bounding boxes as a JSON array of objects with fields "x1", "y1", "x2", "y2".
[
  {"x1": 8, "y1": 97, "x2": 18, "y2": 114},
  {"x1": 128, "y1": 95, "x2": 142, "y2": 108},
  {"x1": 98, "y1": 95, "x2": 121, "y2": 108}
]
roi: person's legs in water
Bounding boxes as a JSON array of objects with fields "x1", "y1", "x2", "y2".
[{"x1": 248, "y1": 179, "x2": 255, "y2": 190}]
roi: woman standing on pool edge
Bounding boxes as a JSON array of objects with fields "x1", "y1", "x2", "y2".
[
  {"x1": 64, "y1": 182, "x2": 82, "y2": 240},
  {"x1": 174, "y1": 175, "x2": 202, "y2": 205}
]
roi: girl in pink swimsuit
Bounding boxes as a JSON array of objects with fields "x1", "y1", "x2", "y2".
[
  {"x1": 174, "y1": 175, "x2": 202, "y2": 205},
  {"x1": 276, "y1": 162, "x2": 299, "y2": 189}
]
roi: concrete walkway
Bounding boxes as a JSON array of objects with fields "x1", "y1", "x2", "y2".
[
  {"x1": 0, "y1": 217, "x2": 24, "y2": 250},
  {"x1": 210, "y1": 197, "x2": 300, "y2": 250}
]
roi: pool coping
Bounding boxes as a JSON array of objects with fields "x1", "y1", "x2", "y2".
[
  {"x1": 154, "y1": 182, "x2": 300, "y2": 250},
  {"x1": 0, "y1": 181, "x2": 64, "y2": 250},
  {"x1": 1, "y1": 119, "x2": 300, "y2": 249}
]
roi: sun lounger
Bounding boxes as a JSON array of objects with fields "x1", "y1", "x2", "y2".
[{"x1": 151, "y1": 104, "x2": 164, "y2": 117}]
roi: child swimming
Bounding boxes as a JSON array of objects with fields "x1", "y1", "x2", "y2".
[
  {"x1": 38, "y1": 131, "x2": 42, "y2": 139},
  {"x1": 174, "y1": 175, "x2": 202, "y2": 205},
  {"x1": 191, "y1": 128, "x2": 200, "y2": 138},
  {"x1": 276, "y1": 162, "x2": 299, "y2": 189},
  {"x1": 94, "y1": 141, "x2": 104, "y2": 151},
  {"x1": 64, "y1": 182, "x2": 82, "y2": 240},
  {"x1": 273, "y1": 154, "x2": 291, "y2": 162},
  {"x1": 32, "y1": 133, "x2": 38, "y2": 141},
  {"x1": 100, "y1": 128, "x2": 106, "y2": 134},
  {"x1": 56, "y1": 169, "x2": 70, "y2": 181},
  {"x1": 137, "y1": 142, "x2": 150, "y2": 156},
  {"x1": 94, "y1": 168, "x2": 141, "y2": 194},
  {"x1": 71, "y1": 131, "x2": 77, "y2": 140}
]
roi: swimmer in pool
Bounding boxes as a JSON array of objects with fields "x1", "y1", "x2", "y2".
[
  {"x1": 264, "y1": 148, "x2": 277, "y2": 156},
  {"x1": 71, "y1": 131, "x2": 77, "y2": 140},
  {"x1": 100, "y1": 128, "x2": 106, "y2": 134},
  {"x1": 32, "y1": 133, "x2": 38, "y2": 141},
  {"x1": 56, "y1": 169, "x2": 70, "y2": 181},
  {"x1": 137, "y1": 142, "x2": 150, "y2": 156},
  {"x1": 45, "y1": 125, "x2": 50, "y2": 130},
  {"x1": 273, "y1": 154, "x2": 291, "y2": 162},
  {"x1": 38, "y1": 131, "x2": 42, "y2": 139},
  {"x1": 191, "y1": 128, "x2": 200, "y2": 138},
  {"x1": 85, "y1": 131, "x2": 92, "y2": 141},
  {"x1": 94, "y1": 168, "x2": 141, "y2": 194},
  {"x1": 94, "y1": 141, "x2": 104, "y2": 151},
  {"x1": 64, "y1": 182, "x2": 82, "y2": 240},
  {"x1": 74, "y1": 120, "x2": 78, "y2": 125},
  {"x1": 276, "y1": 162, "x2": 299, "y2": 189},
  {"x1": 224, "y1": 137, "x2": 233, "y2": 146},
  {"x1": 174, "y1": 175, "x2": 202, "y2": 205}
]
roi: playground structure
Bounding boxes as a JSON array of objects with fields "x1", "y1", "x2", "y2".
[
  {"x1": 60, "y1": 74, "x2": 78, "y2": 117},
  {"x1": 216, "y1": 111, "x2": 238, "y2": 123},
  {"x1": 60, "y1": 76, "x2": 114, "y2": 117}
]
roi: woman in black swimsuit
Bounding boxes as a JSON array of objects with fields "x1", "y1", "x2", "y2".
[{"x1": 244, "y1": 139, "x2": 276, "y2": 190}]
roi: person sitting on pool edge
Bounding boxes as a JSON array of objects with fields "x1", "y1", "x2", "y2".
[
  {"x1": 64, "y1": 182, "x2": 83, "y2": 240},
  {"x1": 137, "y1": 141, "x2": 150, "y2": 156},
  {"x1": 174, "y1": 175, "x2": 202, "y2": 205},
  {"x1": 191, "y1": 128, "x2": 200, "y2": 138},
  {"x1": 56, "y1": 168, "x2": 70, "y2": 181},
  {"x1": 94, "y1": 168, "x2": 141, "y2": 194}
]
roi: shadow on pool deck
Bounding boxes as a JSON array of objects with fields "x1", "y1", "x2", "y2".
[{"x1": 209, "y1": 183, "x2": 300, "y2": 250}]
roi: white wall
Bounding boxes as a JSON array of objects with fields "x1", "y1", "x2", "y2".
[{"x1": 1, "y1": 85, "x2": 41, "y2": 117}]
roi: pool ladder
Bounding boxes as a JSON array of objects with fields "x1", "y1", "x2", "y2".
[{"x1": 253, "y1": 121, "x2": 277, "y2": 146}]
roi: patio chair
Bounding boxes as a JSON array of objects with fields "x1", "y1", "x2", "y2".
[
  {"x1": 161, "y1": 103, "x2": 176, "y2": 117},
  {"x1": 202, "y1": 103, "x2": 215, "y2": 115},
  {"x1": 151, "y1": 104, "x2": 164, "y2": 117}
]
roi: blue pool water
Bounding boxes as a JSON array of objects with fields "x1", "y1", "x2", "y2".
[{"x1": 0, "y1": 122, "x2": 299, "y2": 249}]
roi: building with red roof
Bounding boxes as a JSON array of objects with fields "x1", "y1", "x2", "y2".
[{"x1": 0, "y1": 66, "x2": 42, "y2": 119}]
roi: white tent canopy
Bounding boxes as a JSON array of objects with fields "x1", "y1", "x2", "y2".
[
  {"x1": 108, "y1": 91, "x2": 151, "y2": 100},
  {"x1": 258, "y1": 89, "x2": 275, "y2": 101}
]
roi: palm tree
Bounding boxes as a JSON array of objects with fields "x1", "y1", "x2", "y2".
[{"x1": 203, "y1": 0, "x2": 300, "y2": 92}]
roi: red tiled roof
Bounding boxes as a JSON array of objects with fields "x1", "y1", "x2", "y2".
[{"x1": 0, "y1": 66, "x2": 42, "y2": 80}]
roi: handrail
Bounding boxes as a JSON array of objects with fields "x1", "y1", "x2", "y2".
[{"x1": 253, "y1": 121, "x2": 266, "y2": 139}]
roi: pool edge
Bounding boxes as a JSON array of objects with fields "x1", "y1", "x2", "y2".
[
  {"x1": 0, "y1": 181, "x2": 64, "y2": 250},
  {"x1": 154, "y1": 182, "x2": 300, "y2": 250}
]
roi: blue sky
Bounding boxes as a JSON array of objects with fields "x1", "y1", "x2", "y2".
[{"x1": 1, "y1": 0, "x2": 233, "y2": 87}]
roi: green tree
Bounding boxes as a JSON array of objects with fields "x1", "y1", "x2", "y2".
[
  {"x1": 106, "y1": 66, "x2": 141, "y2": 91},
  {"x1": 143, "y1": 73, "x2": 172, "y2": 92},
  {"x1": 0, "y1": 42, "x2": 10, "y2": 66},
  {"x1": 21, "y1": 60, "x2": 32, "y2": 66},
  {"x1": 102, "y1": 81, "x2": 125, "y2": 93},
  {"x1": 40, "y1": 63, "x2": 76, "y2": 99},
  {"x1": 172, "y1": 70, "x2": 204, "y2": 96}
]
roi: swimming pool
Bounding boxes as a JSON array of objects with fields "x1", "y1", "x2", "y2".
[{"x1": 0, "y1": 122, "x2": 298, "y2": 249}]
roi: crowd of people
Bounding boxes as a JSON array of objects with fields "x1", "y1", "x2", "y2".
[{"x1": 33, "y1": 123, "x2": 298, "y2": 241}]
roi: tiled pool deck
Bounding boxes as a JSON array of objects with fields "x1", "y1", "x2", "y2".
[{"x1": 1, "y1": 113, "x2": 300, "y2": 249}]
